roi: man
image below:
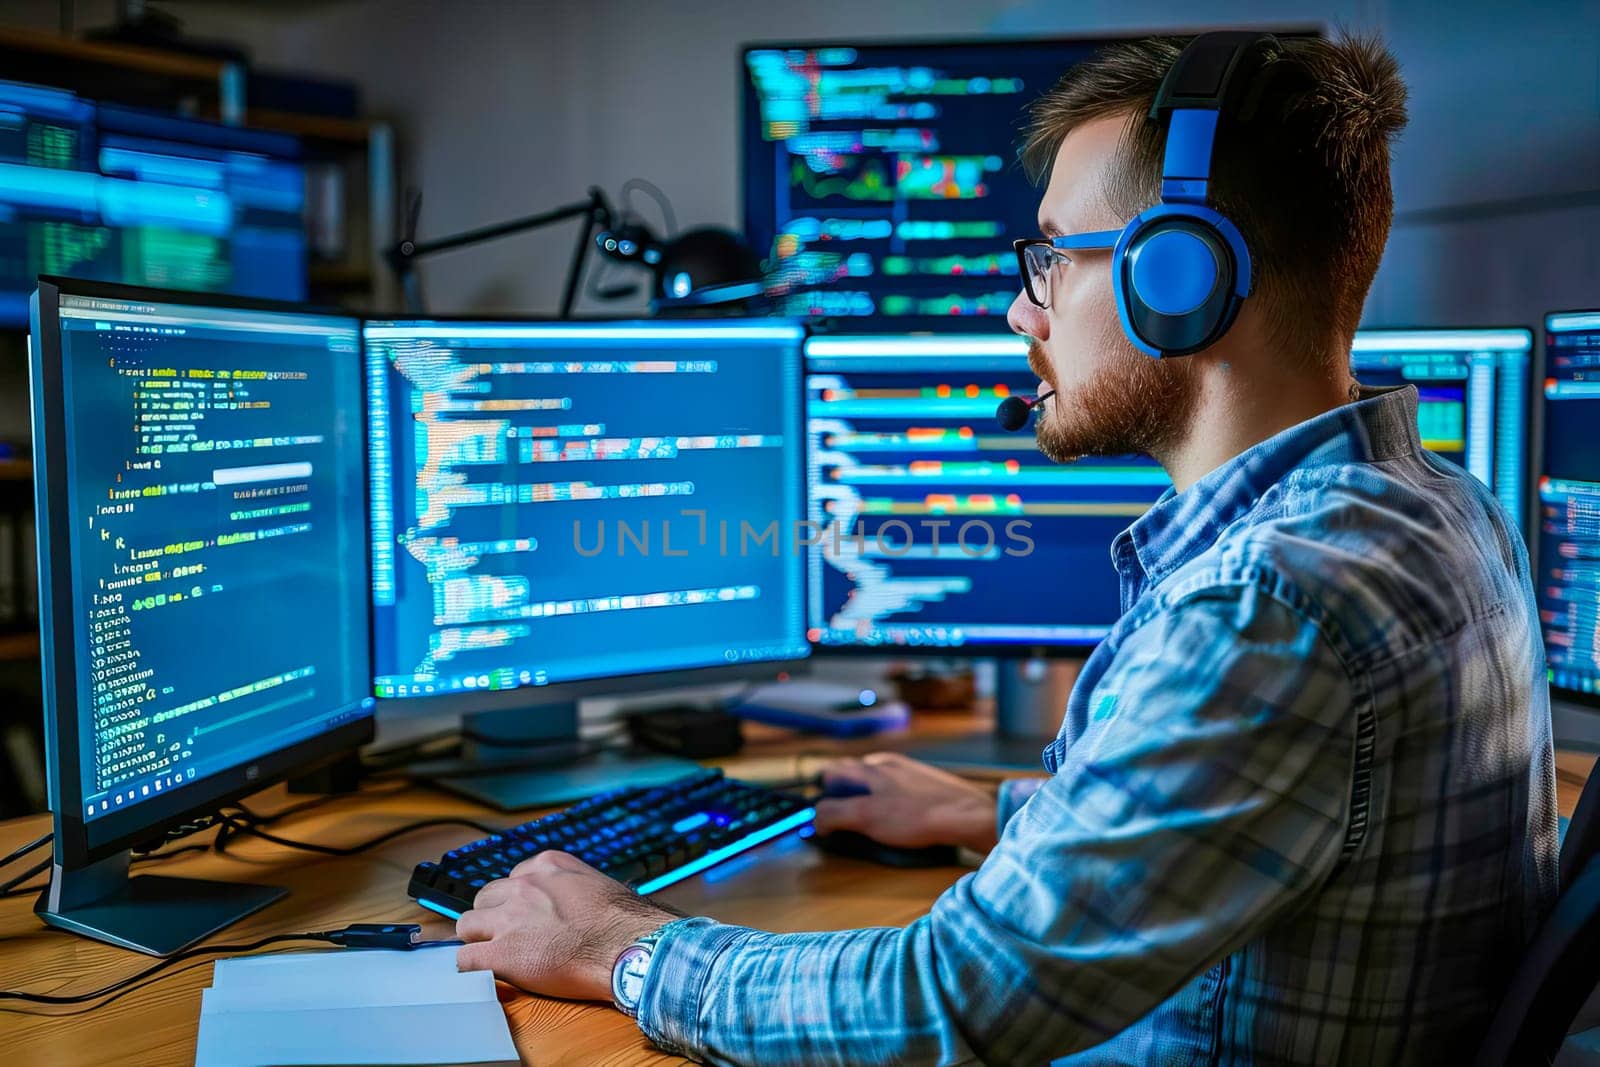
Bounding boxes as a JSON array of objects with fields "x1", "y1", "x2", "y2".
[{"x1": 454, "y1": 32, "x2": 1557, "y2": 1064}]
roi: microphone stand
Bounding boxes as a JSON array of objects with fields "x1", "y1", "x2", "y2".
[{"x1": 384, "y1": 186, "x2": 615, "y2": 317}]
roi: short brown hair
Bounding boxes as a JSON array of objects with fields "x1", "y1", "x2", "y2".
[{"x1": 1022, "y1": 33, "x2": 1408, "y2": 360}]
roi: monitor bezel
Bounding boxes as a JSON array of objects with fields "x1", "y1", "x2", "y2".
[
  {"x1": 360, "y1": 313, "x2": 816, "y2": 716},
  {"x1": 1537, "y1": 309, "x2": 1600, "y2": 712},
  {"x1": 31, "y1": 275, "x2": 376, "y2": 870}
]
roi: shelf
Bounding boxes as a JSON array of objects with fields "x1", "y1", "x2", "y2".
[
  {"x1": 248, "y1": 108, "x2": 379, "y2": 145},
  {"x1": 0, "y1": 27, "x2": 229, "y2": 81},
  {"x1": 0, "y1": 28, "x2": 241, "y2": 123},
  {"x1": 310, "y1": 265, "x2": 375, "y2": 288},
  {"x1": 0, "y1": 632, "x2": 38, "y2": 663}
]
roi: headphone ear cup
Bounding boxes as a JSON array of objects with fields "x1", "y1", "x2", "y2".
[{"x1": 1117, "y1": 219, "x2": 1240, "y2": 357}]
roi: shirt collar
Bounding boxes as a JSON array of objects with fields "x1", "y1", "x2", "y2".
[{"x1": 1111, "y1": 385, "x2": 1421, "y2": 585}]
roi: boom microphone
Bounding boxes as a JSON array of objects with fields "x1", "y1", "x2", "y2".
[{"x1": 996, "y1": 391, "x2": 1055, "y2": 432}]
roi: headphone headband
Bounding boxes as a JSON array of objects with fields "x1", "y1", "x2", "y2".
[
  {"x1": 1108, "y1": 32, "x2": 1277, "y2": 358},
  {"x1": 1151, "y1": 33, "x2": 1279, "y2": 205},
  {"x1": 1150, "y1": 32, "x2": 1280, "y2": 120}
]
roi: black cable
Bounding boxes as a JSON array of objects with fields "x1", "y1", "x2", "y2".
[
  {"x1": 723, "y1": 679, "x2": 763, "y2": 710},
  {"x1": 223, "y1": 780, "x2": 412, "y2": 832},
  {"x1": 621, "y1": 177, "x2": 677, "y2": 236},
  {"x1": 213, "y1": 812, "x2": 502, "y2": 858},
  {"x1": 376, "y1": 736, "x2": 634, "y2": 783},
  {"x1": 359, "y1": 729, "x2": 462, "y2": 774},
  {"x1": 141, "y1": 842, "x2": 212, "y2": 862},
  {"x1": 0, "y1": 933, "x2": 325, "y2": 1005},
  {"x1": 0, "y1": 920, "x2": 450, "y2": 1007},
  {"x1": 2, "y1": 784, "x2": 448, "y2": 898},
  {"x1": 0, "y1": 832, "x2": 51, "y2": 869},
  {"x1": 0, "y1": 857, "x2": 49, "y2": 897},
  {"x1": 0, "y1": 945, "x2": 301, "y2": 1019}
]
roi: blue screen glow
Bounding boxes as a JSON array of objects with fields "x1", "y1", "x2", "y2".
[
  {"x1": 742, "y1": 39, "x2": 1132, "y2": 332},
  {"x1": 49, "y1": 293, "x2": 371, "y2": 822},
  {"x1": 1538, "y1": 312, "x2": 1600, "y2": 698},
  {"x1": 365, "y1": 319, "x2": 811, "y2": 697},
  {"x1": 0, "y1": 79, "x2": 308, "y2": 326},
  {"x1": 806, "y1": 328, "x2": 1533, "y2": 650}
]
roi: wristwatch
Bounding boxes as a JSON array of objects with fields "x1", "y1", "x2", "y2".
[{"x1": 611, "y1": 924, "x2": 670, "y2": 1018}]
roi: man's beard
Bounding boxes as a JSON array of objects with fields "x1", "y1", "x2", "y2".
[{"x1": 1028, "y1": 333, "x2": 1198, "y2": 463}]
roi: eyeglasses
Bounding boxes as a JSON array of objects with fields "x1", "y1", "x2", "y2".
[{"x1": 1012, "y1": 230, "x2": 1120, "y2": 310}]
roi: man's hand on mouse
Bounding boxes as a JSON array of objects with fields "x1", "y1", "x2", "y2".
[
  {"x1": 455, "y1": 850, "x2": 677, "y2": 1001},
  {"x1": 815, "y1": 752, "x2": 1000, "y2": 853}
]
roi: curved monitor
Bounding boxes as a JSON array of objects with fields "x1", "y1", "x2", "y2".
[
  {"x1": 30, "y1": 278, "x2": 373, "y2": 868},
  {"x1": 364, "y1": 318, "x2": 811, "y2": 712},
  {"x1": 805, "y1": 327, "x2": 1533, "y2": 654}
]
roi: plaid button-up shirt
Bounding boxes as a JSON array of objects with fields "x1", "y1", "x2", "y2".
[{"x1": 636, "y1": 385, "x2": 1557, "y2": 1065}]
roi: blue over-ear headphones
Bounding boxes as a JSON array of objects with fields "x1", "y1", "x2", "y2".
[{"x1": 1111, "y1": 31, "x2": 1280, "y2": 358}]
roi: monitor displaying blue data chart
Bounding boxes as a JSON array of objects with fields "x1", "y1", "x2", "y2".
[
  {"x1": 1351, "y1": 328, "x2": 1533, "y2": 527},
  {"x1": 1537, "y1": 311, "x2": 1600, "y2": 703},
  {"x1": 31, "y1": 281, "x2": 372, "y2": 855},
  {"x1": 0, "y1": 79, "x2": 308, "y2": 326},
  {"x1": 742, "y1": 37, "x2": 1139, "y2": 332},
  {"x1": 804, "y1": 334, "x2": 1170, "y2": 650},
  {"x1": 365, "y1": 319, "x2": 811, "y2": 704}
]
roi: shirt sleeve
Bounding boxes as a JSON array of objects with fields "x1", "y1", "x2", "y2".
[
  {"x1": 996, "y1": 776, "x2": 1044, "y2": 838},
  {"x1": 636, "y1": 580, "x2": 1358, "y2": 1065}
]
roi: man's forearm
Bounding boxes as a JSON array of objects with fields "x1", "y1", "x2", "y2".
[{"x1": 636, "y1": 915, "x2": 981, "y2": 1066}]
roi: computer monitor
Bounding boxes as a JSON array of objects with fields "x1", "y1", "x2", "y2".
[
  {"x1": 0, "y1": 79, "x2": 309, "y2": 327},
  {"x1": 1536, "y1": 311, "x2": 1600, "y2": 729},
  {"x1": 364, "y1": 318, "x2": 811, "y2": 714},
  {"x1": 737, "y1": 35, "x2": 1351, "y2": 333},
  {"x1": 29, "y1": 278, "x2": 372, "y2": 955},
  {"x1": 804, "y1": 333, "x2": 1166, "y2": 653},
  {"x1": 805, "y1": 327, "x2": 1534, "y2": 654},
  {"x1": 1350, "y1": 328, "x2": 1534, "y2": 528}
]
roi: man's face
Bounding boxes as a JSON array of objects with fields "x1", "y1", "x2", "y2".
[{"x1": 1005, "y1": 113, "x2": 1197, "y2": 463}]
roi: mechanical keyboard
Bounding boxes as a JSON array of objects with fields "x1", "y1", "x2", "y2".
[{"x1": 408, "y1": 768, "x2": 815, "y2": 918}]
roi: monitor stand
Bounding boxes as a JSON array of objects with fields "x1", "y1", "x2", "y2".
[
  {"x1": 35, "y1": 850, "x2": 285, "y2": 957},
  {"x1": 409, "y1": 703, "x2": 701, "y2": 812},
  {"x1": 1552, "y1": 699, "x2": 1600, "y2": 752},
  {"x1": 895, "y1": 658, "x2": 1079, "y2": 773}
]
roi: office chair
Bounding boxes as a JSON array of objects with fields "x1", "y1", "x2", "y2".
[
  {"x1": 1474, "y1": 767, "x2": 1600, "y2": 1066},
  {"x1": 1565, "y1": 762, "x2": 1600, "y2": 893}
]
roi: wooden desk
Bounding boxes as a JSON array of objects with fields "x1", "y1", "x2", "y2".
[
  {"x1": 2, "y1": 732, "x2": 1594, "y2": 1067},
  {"x1": 0, "y1": 718, "x2": 990, "y2": 1066}
]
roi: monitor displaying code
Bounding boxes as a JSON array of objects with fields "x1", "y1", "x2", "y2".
[
  {"x1": 366, "y1": 320, "x2": 810, "y2": 698},
  {"x1": 741, "y1": 38, "x2": 1129, "y2": 331},
  {"x1": 50, "y1": 293, "x2": 370, "y2": 822},
  {"x1": 0, "y1": 79, "x2": 308, "y2": 326},
  {"x1": 805, "y1": 328, "x2": 1533, "y2": 650},
  {"x1": 1351, "y1": 328, "x2": 1532, "y2": 526},
  {"x1": 1538, "y1": 311, "x2": 1600, "y2": 698}
]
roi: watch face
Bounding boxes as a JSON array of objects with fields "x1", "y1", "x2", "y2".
[{"x1": 614, "y1": 945, "x2": 651, "y2": 1012}]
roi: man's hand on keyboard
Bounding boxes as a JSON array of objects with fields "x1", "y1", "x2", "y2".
[
  {"x1": 455, "y1": 849, "x2": 675, "y2": 1002},
  {"x1": 814, "y1": 751, "x2": 1000, "y2": 853}
]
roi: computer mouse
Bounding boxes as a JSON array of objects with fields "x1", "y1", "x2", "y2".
[
  {"x1": 810, "y1": 778, "x2": 962, "y2": 867},
  {"x1": 811, "y1": 829, "x2": 961, "y2": 868}
]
